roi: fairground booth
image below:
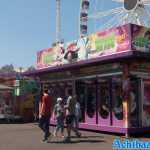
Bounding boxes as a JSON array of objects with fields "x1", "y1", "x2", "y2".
[
  {"x1": 24, "y1": 24, "x2": 150, "y2": 136},
  {"x1": 0, "y1": 73, "x2": 39, "y2": 122}
]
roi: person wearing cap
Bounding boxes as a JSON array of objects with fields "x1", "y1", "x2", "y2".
[{"x1": 53, "y1": 97, "x2": 65, "y2": 137}]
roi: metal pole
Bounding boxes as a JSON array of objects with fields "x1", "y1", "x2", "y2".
[{"x1": 56, "y1": 0, "x2": 61, "y2": 42}]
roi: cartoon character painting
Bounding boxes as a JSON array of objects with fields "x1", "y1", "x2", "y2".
[
  {"x1": 64, "y1": 42, "x2": 80, "y2": 63},
  {"x1": 143, "y1": 81, "x2": 150, "y2": 127},
  {"x1": 132, "y1": 24, "x2": 150, "y2": 52}
]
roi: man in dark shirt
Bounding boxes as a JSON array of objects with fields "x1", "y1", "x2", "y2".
[{"x1": 39, "y1": 89, "x2": 52, "y2": 142}]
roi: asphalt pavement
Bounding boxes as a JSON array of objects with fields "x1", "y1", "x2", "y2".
[{"x1": 0, "y1": 123, "x2": 149, "y2": 150}]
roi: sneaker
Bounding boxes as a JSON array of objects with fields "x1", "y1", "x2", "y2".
[
  {"x1": 42, "y1": 138, "x2": 47, "y2": 142},
  {"x1": 46, "y1": 137, "x2": 52, "y2": 143},
  {"x1": 46, "y1": 134, "x2": 52, "y2": 143},
  {"x1": 53, "y1": 132, "x2": 57, "y2": 137},
  {"x1": 76, "y1": 132, "x2": 81, "y2": 138},
  {"x1": 63, "y1": 137, "x2": 71, "y2": 143}
]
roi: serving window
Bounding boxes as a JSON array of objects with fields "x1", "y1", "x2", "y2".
[
  {"x1": 112, "y1": 77, "x2": 123, "y2": 120},
  {"x1": 98, "y1": 78, "x2": 110, "y2": 119}
]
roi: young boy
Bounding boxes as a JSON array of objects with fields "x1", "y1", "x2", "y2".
[{"x1": 53, "y1": 97, "x2": 65, "y2": 137}]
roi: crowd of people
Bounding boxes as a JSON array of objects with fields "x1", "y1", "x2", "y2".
[{"x1": 38, "y1": 89, "x2": 81, "y2": 143}]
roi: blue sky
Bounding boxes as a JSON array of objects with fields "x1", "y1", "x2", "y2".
[{"x1": 0, "y1": 0, "x2": 121, "y2": 68}]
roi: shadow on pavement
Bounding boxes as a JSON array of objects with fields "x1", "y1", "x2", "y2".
[
  {"x1": 46, "y1": 130, "x2": 106, "y2": 144},
  {"x1": 70, "y1": 135, "x2": 104, "y2": 139},
  {"x1": 48, "y1": 139, "x2": 105, "y2": 144},
  {"x1": 130, "y1": 133, "x2": 150, "y2": 138}
]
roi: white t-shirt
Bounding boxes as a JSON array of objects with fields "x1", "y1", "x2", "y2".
[{"x1": 75, "y1": 102, "x2": 81, "y2": 117}]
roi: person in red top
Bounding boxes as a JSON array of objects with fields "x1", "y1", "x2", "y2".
[{"x1": 39, "y1": 89, "x2": 52, "y2": 142}]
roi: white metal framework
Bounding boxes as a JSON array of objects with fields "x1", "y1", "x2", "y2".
[
  {"x1": 56, "y1": 0, "x2": 61, "y2": 42},
  {"x1": 80, "y1": 0, "x2": 150, "y2": 36}
]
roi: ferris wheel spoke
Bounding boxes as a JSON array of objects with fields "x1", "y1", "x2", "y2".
[
  {"x1": 99, "y1": 11, "x2": 125, "y2": 30},
  {"x1": 112, "y1": 0, "x2": 124, "y2": 2},
  {"x1": 118, "y1": 13, "x2": 129, "y2": 25},
  {"x1": 142, "y1": 0, "x2": 150, "y2": 2},
  {"x1": 101, "y1": 16, "x2": 122, "y2": 29},
  {"x1": 88, "y1": 7, "x2": 124, "y2": 19},
  {"x1": 143, "y1": 3, "x2": 150, "y2": 5},
  {"x1": 145, "y1": 8, "x2": 150, "y2": 17},
  {"x1": 113, "y1": 12, "x2": 127, "y2": 26},
  {"x1": 121, "y1": 13, "x2": 130, "y2": 24},
  {"x1": 141, "y1": 8, "x2": 150, "y2": 26},
  {"x1": 132, "y1": 14, "x2": 139, "y2": 24},
  {"x1": 143, "y1": 0, "x2": 150, "y2": 4}
]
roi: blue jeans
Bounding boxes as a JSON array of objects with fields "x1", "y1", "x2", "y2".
[
  {"x1": 55, "y1": 116, "x2": 64, "y2": 133},
  {"x1": 74, "y1": 115, "x2": 80, "y2": 129},
  {"x1": 39, "y1": 116, "x2": 50, "y2": 140}
]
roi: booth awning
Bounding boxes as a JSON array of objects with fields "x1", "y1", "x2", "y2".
[{"x1": 23, "y1": 51, "x2": 150, "y2": 76}]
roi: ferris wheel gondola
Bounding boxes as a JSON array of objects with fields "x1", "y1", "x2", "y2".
[{"x1": 80, "y1": 0, "x2": 90, "y2": 37}]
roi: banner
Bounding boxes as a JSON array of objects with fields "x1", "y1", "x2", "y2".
[
  {"x1": 36, "y1": 24, "x2": 132, "y2": 69},
  {"x1": 87, "y1": 24, "x2": 131, "y2": 59},
  {"x1": 131, "y1": 24, "x2": 150, "y2": 52},
  {"x1": 37, "y1": 43, "x2": 66, "y2": 69}
]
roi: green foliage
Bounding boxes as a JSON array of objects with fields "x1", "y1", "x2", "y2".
[
  {"x1": 134, "y1": 37, "x2": 149, "y2": 47},
  {"x1": 0, "y1": 64, "x2": 15, "y2": 73},
  {"x1": 19, "y1": 80, "x2": 38, "y2": 95}
]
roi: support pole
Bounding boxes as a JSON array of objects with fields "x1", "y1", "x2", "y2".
[
  {"x1": 56, "y1": 0, "x2": 61, "y2": 42},
  {"x1": 122, "y1": 63, "x2": 130, "y2": 138}
]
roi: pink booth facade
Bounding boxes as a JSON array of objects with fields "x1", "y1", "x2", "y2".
[{"x1": 25, "y1": 24, "x2": 150, "y2": 135}]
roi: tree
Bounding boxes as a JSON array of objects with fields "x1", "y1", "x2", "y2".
[
  {"x1": 26, "y1": 66, "x2": 36, "y2": 72},
  {"x1": 0, "y1": 64, "x2": 15, "y2": 74}
]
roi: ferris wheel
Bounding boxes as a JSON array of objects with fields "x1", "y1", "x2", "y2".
[{"x1": 79, "y1": 0, "x2": 150, "y2": 37}]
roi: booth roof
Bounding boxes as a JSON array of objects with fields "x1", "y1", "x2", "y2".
[
  {"x1": 0, "y1": 72, "x2": 17, "y2": 78},
  {"x1": 23, "y1": 51, "x2": 150, "y2": 76}
]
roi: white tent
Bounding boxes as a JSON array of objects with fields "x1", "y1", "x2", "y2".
[{"x1": 0, "y1": 84, "x2": 13, "y2": 90}]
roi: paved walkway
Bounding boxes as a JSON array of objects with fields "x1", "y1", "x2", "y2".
[{"x1": 0, "y1": 123, "x2": 149, "y2": 150}]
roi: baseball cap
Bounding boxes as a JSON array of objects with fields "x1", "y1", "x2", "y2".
[{"x1": 57, "y1": 97, "x2": 62, "y2": 102}]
